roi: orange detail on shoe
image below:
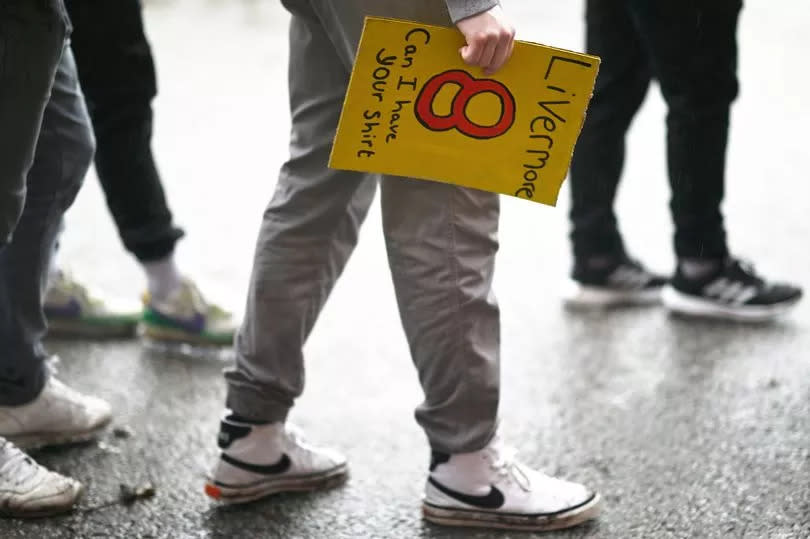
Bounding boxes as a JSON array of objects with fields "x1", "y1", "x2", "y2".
[{"x1": 204, "y1": 483, "x2": 222, "y2": 499}]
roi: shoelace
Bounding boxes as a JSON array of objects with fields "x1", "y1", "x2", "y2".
[
  {"x1": 281, "y1": 424, "x2": 326, "y2": 469},
  {"x1": 184, "y1": 280, "x2": 209, "y2": 313},
  {"x1": 176, "y1": 279, "x2": 230, "y2": 322},
  {"x1": 186, "y1": 281, "x2": 231, "y2": 321},
  {"x1": 148, "y1": 280, "x2": 207, "y2": 320},
  {"x1": 285, "y1": 424, "x2": 313, "y2": 451},
  {"x1": 486, "y1": 442, "x2": 532, "y2": 493},
  {"x1": 0, "y1": 440, "x2": 39, "y2": 487},
  {"x1": 728, "y1": 258, "x2": 765, "y2": 288}
]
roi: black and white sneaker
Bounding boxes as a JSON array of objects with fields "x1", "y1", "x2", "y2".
[
  {"x1": 564, "y1": 256, "x2": 667, "y2": 307},
  {"x1": 205, "y1": 414, "x2": 348, "y2": 504},
  {"x1": 423, "y1": 437, "x2": 601, "y2": 532},
  {"x1": 662, "y1": 258, "x2": 803, "y2": 322}
]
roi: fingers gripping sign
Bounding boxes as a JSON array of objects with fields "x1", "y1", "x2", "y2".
[{"x1": 455, "y1": 6, "x2": 516, "y2": 75}]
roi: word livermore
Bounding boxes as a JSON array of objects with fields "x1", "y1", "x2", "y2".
[{"x1": 516, "y1": 56, "x2": 596, "y2": 200}]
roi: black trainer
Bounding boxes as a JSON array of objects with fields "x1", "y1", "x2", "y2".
[
  {"x1": 662, "y1": 257, "x2": 803, "y2": 322},
  {"x1": 564, "y1": 256, "x2": 668, "y2": 307}
]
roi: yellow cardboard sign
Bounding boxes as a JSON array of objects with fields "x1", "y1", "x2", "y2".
[{"x1": 329, "y1": 17, "x2": 600, "y2": 206}]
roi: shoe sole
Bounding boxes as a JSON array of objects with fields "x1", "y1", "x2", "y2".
[
  {"x1": 662, "y1": 286, "x2": 801, "y2": 323},
  {"x1": 47, "y1": 319, "x2": 138, "y2": 339},
  {"x1": 0, "y1": 482, "x2": 84, "y2": 518},
  {"x1": 423, "y1": 492, "x2": 601, "y2": 532},
  {"x1": 139, "y1": 323, "x2": 232, "y2": 348},
  {"x1": 6, "y1": 419, "x2": 112, "y2": 451},
  {"x1": 563, "y1": 279, "x2": 662, "y2": 308},
  {"x1": 204, "y1": 464, "x2": 349, "y2": 505}
]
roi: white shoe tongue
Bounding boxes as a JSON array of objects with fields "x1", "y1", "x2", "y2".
[{"x1": 0, "y1": 444, "x2": 38, "y2": 484}]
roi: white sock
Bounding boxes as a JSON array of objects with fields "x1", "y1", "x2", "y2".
[{"x1": 143, "y1": 255, "x2": 182, "y2": 301}]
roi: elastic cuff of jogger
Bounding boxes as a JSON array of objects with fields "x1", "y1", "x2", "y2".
[
  {"x1": 127, "y1": 226, "x2": 185, "y2": 263},
  {"x1": 426, "y1": 419, "x2": 499, "y2": 456},
  {"x1": 225, "y1": 386, "x2": 290, "y2": 425},
  {"x1": 0, "y1": 360, "x2": 48, "y2": 407}
]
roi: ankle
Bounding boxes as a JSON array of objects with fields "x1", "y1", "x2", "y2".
[
  {"x1": 143, "y1": 255, "x2": 182, "y2": 300},
  {"x1": 678, "y1": 257, "x2": 723, "y2": 279}
]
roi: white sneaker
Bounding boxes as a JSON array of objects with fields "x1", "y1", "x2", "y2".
[
  {"x1": 0, "y1": 438, "x2": 83, "y2": 517},
  {"x1": 423, "y1": 437, "x2": 601, "y2": 531},
  {"x1": 0, "y1": 377, "x2": 112, "y2": 450},
  {"x1": 141, "y1": 278, "x2": 236, "y2": 347},
  {"x1": 205, "y1": 414, "x2": 348, "y2": 504},
  {"x1": 44, "y1": 270, "x2": 140, "y2": 338}
]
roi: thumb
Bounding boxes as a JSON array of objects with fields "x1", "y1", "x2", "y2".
[{"x1": 460, "y1": 45, "x2": 474, "y2": 65}]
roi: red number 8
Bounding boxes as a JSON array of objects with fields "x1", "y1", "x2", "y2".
[{"x1": 414, "y1": 70, "x2": 516, "y2": 139}]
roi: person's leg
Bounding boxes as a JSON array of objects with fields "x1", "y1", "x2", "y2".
[
  {"x1": 0, "y1": 1, "x2": 68, "y2": 248},
  {"x1": 206, "y1": 0, "x2": 377, "y2": 503},
  {"x1": 569, "y1": 0, "x2": 651, "y2": 260},
  {"x1": 381, "y1": 178, "x2": 500, "y2": 452},
  {"x1": 564, "y1": 0, "x2": 665, "y2": 308},
  {"x1": 65, "y1": 0, "x2": 182, "y2": 262},
  {"x1": 223, "y1": 0, "x2": 376, "y2": 424},
  {"x1": 211, "y1": 1, "x2": 599, "y2": 532},
  {"x1": 631, "y1": 0, "x2": 802, "y2": 320},
  {"x1": 0, "y1": 46, "x2": 111, "y2": 448},
  {"x1": 46, "y1": 0, "x2": 234, "y2": 344},
  {"x1": 0, "y1": 44, "x2": 90, "y2": 407},
  {"x1": 0, "y1": 4, "x2": 87, "y2": 517},
  {"x1": 629, "y1": 0, "x2": 739, "y2": 260}
]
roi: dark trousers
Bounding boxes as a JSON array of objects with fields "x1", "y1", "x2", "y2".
[
  {"x1": 65, "y1": 0, "x2": 183, "y2": 262},
  {"x1": 0, "y1": 0, "x2": 69, "y2": 248},
  {"x1": 569, "y1": 0, "x2": 742, "y2": 261},
  {"x1": 0, "y1": 46, "x2": 94, "y2": 406}
]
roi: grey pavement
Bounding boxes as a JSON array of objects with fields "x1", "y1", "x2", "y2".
[{"x1": 2, "y1": 1, "x2": 810, "y2": 538}]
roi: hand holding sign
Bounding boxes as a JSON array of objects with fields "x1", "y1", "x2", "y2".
[
  {"x1": 455, "y1": 6, "x2": 516, "y2": 75},
  {"x1": 330, "y1": 18, "x2": 600, "y2": 206}
]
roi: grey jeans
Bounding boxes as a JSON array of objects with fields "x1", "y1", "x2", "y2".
[
  {"x1": 226, "y1": 0, "x2": 501, "y2": 454},
  {"x1": 0, "y1": 45, "x2": 94, "y2": 406}
]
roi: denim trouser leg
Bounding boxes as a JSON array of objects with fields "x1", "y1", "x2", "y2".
[
  {"x1": 0, "y1": 46, "x2": 95, "y2": 406},
  {"x1": 0, "y1": 0, "x2": 69, "y2": 247}
]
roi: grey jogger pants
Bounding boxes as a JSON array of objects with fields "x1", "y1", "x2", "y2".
[{"x1": 225, "y1": 0, "x2": 501, "y2": 454}]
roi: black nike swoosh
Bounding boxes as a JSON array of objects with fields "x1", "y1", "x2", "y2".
[
  {"x1": 428, "y1": 477, "x2": 505, "y2": 509},
  {"x1": 221, "y1": 453, "x2": 292, "y2": 475}
]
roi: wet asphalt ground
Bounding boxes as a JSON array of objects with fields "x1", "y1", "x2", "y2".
[{"x1": 1, "y1": 1, "x2": 809, "y2": 537}]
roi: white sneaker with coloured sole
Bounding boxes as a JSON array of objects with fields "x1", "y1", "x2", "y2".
[
  {"x1": 0, "y1": 377, "x2": 112, "y2": 450},
  {"x1": 423, "y1": 437, "x2": 601, "y2": 532},
  {"x1": 205, "y1": 415, "x2": 348, "y2": 504}
]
